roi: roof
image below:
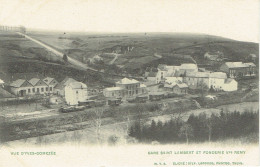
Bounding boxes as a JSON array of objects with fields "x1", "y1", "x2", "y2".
[
  {"x1": 116, "y1": 78, "x2": 139, "y2": 84},
  {"x1": 0, "y1": 87, "x2": 15, "y2": 98},
  {"x1": 224, "y1": 62, "x2": 256, "y2": 68},
  {"x1": 28, "y1": 78, "x2": 40, "y2": 86},
  {"x1": 175, "y1": 83, "x2": 188, "y2": 88},
  {"x1": 180, "y1": 64, "x2": 198, "y2": 70},
  {"x1": 224, "y1": 78, "x2": 236, "y2": 84},
  {"x1": 244, "y1": 63, "x2": 256, "y2": 67},
  {"x1": 164, "y1": 83, "x2": 176, "y2": 88},
  {"x1": 186, "y1": 72, "x2": 210, "y2": 78},
  {"x1": 209, "y1": 72, "x2": 227, "y2": 79},
  {"x1": 140, "y1": 84, "x2": 147, "y2": 88},
  {"x1": 105, "y1": 87, "x2": 124, "y2": 91},
  {"x1": 68, "y1": 82, "x2": 87, "y2": 89},
  {"x1": 157, "y1": 64, "x2": 167, "y2": 71},
  {"x1": 43, "y1": 77, "x2": 54, "y2": 85},
  {"x1": 55, "y1": 77, "x2": 77, "y2": 90},
  {"x1": 10, "y1": 79, "x2": 26, "y2": 88}
]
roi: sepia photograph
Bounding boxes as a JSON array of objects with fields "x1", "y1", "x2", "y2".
[{"x1": 0, "y1": 0, "x2": 259, "y2": 166}]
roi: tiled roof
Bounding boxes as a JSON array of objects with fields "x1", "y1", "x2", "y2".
[{"x1": 10, "y1": 79, "x2": 26, "y2": 88}]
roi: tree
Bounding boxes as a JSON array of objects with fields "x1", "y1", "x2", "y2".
[
  {"x1": 179, "y1": 123, "x2": 193, "y2": 144},
  {"x1": 90, "y1": 107, "x2": 104, "y2": 143},
  {"x1": 63, "y1": 54, "x2": 68, "y2": 63}
]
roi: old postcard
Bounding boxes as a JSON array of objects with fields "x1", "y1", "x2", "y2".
[{"x1": 0, "y1": 0, "x2": 259, "y2": 166}]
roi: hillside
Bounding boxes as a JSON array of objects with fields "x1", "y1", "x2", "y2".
[
  {"x1": 28, "y1": 32, "x2": 259, "y2": 74},
  {"x1": 0, "y1": 32, "x2": 117, "y2": 87},
  {"x1": 1, "y1": 31, "x2": 258, "y2": 79}
]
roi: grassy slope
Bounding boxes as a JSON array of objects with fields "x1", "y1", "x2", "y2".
[
  {"x1": 0, "y1": 33, "x2": 115, "y2": 87},
  {"x1": 29, "y1": 32, "x2": 258, "y2": 74}
]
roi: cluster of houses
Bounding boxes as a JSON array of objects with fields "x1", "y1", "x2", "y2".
[
  {"x1": 145, "y1": 61, "x2": 256, "y2": 94},
  {"x1": 2, "y1": 61, "x2": 256, "y2": 106},
  {"x1": 8, "y1": 77, "x2": 88, "y2": 106}
]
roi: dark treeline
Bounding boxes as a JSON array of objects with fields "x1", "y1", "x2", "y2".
[{"x1": 128, "y1": 110, "x2": 259, "y2": 144}]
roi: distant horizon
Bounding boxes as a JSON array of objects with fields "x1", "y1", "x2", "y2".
[
  {"x1": 23, "y1": 27, "x2": 257, "y2": 43},
  {"x1": 1, "y1": 0, "x2": 259, "y2": 43}
]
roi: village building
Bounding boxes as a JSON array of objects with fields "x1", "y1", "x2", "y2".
[
  {"x1": 147, "y1": 63, "x2": 198, "y2": 84},
  {"x1": 54, "y1": 77, "x2": 77, "y2": 96},
  {"x1": 184, "y1": 72, "x2": 210, "y2": 89},
  {"x1": 28, "y1": 78, "x2": 49, "y2": 95},
  {"x1": 222, "y1": 78, "x2": 238, "y2": 92},
  {"x1": 104, "y1": 78, "x2": 147, "y2": 98},
  {"x1": 184, "y1": 71, "x2": 233, "y2": 91},
  {"x1": 103, "y1": 87, "x2": 126, "y2": 98},
  {"x1": 204, "y1": 51, "x2": 224, "y2": 61},
  {"x1": 0, "y1": 79, "x2": 4, "y2": 88},
  {"x1": 172, "y1": 83, "x2": 188, "y2": 95},
  {"x1": 220, "y1": 62, "x2": 256, "y2": 78},
  {"x1": 43, "y1": 77, "x2": 58, "y2": 94},
  {"x1": 64, "y1": 82, "x2": 88, "y2": 105},
  {"x1": 10, "y1": 79, "x2": 34, "y2": 96}
]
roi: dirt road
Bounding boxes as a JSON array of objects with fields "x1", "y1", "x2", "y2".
[{"x1": 17, "y1": 32, "x2": 97, "y2": 71}]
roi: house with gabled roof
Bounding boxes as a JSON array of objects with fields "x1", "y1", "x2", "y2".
[
  {"x1": 220, "y1": 62, "x2": 256, "y2": 78},
  {"x1": 28, "y1": 78, "x2": 49, "y2": 94},
  {"x1": 65, "y1": 81, "x2": 88, "y2": 105},
  {"x1": 222, "y1": 78, "x2": 238, "y2": 92},
  {"x1": 43, "y1": 77, "x2": 58, "y2": 94},
  {"x1": 54, "y1": 77, "x2": 78, "y2": 96},
  {"x1": 104, "y1": 77, "x2": 147, "y2": 98},
  {"x1": 10, "y1": 79, "x2": 34, "y2": 96},
  {"x1": 172, "y1": 83, "x2": 188, "y2": 94}
]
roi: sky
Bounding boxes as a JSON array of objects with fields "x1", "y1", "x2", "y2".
[{"x1": 0, "y1": 0, "x2": 259, "y2": 42}]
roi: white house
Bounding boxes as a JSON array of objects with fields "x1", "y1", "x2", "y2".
[
  {"x1": 28, "y1": 78, "x2": 49, "y2": 95},
  {"x1": 64, "y1": 82, "x2": 88, "y2": 105},
  {"x1": 104, "y1": 78, "x2": 147, "y2": 98},
  {"x1": 43, "y1": 77, "x2": 58, "y2": 94},
  {"x1": 208, "y1": 72, "x2": 227, "y2": 91},
  {"x1": 10, "y1": 79, "x2": 34, "y2": 96},
  {"x1": 222, "y1": 79, "x2": 238, "y2": 92},
  {"x1": 54, "y1": 77, "x2": 77, "y2": 96},
  {"x1": 103, "y1": 87, "x2": 126, "y2": 98}
]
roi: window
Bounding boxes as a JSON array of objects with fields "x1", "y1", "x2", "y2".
[
  {"x1": 46, "y1": 87, "x2": 48, "y2": 91},
  {"x1": 32, "y1": 88, "x2": 35, "y2": 93},
  {"x1": 76, "y1": 91, "x2": 78, "y2": 94},
  {"x1": 37, "y1": 88, "x2": 39, "y2": 92},
  {"x1": 136, "y1": 90, "x2": 138, "y2": 94},
  {"x1": 28, "y1": 89, "x2": 31, "y2": 93},
  {"x1": 50, "y1": 87, "x2": 52, "y2": 91},
  {"x1": 41, "y1": 88, "x2": 44, "y2": 92}
]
